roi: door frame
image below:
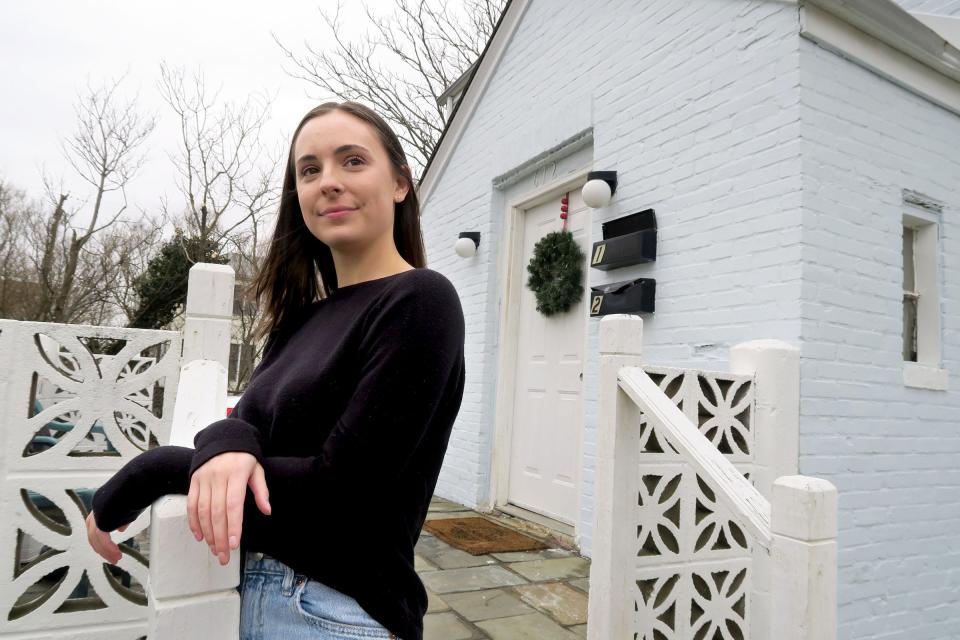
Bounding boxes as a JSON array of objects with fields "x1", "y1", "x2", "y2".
[{"x1": 488, "y1": 167, "x2": 593, "y2": 541}]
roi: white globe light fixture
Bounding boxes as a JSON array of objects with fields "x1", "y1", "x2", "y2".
[
  {"x1": 581, "y1": 171, "x2": 618, "y2": 208},
  {"x1": 455, "y1": 231, "x2": 480, "y2": 258}
]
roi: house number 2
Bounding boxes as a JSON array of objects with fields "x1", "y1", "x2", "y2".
[{"x1": 590, "y1": 295, "x2": 604, "y2": 315}]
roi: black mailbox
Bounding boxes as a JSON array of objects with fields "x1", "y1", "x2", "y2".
[
  {"x1": 590, "y1": 208, "x2": 657, "y2": 270},
  {"x1": 589, "y1": 278, "x2": 655, "y2": 316}
]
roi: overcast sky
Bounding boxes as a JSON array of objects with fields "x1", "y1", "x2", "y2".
[
  {"x1": 0, "y1": 0, "x2": 410, "y2": 230},
  {"x1": 4, "y1": 0, "x2": 956, "y2": 231}
]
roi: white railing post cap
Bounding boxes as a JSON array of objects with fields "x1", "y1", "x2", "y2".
[
  {"x1": 599, "y1": 314, "x2": 643, "y2": 355},
  {"x1": 185, "y1": 263, "x2": 235, "y2": 318},
  {"x1": 772, "y1": 475, "x2": 838, "y2": 541}
]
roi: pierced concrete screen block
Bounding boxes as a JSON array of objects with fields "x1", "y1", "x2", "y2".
[
  {"x1": 634, "y1": 561, "x2": 750, "y2": 639},
  {"x1": 642, "y1": 366, "x2": 755, "y2": 467},
  {"x1": 631, "y1": 366, "x2": 757, "y2": 640},
  {"x1": 0, "y1": 320, "x2": 181, "y2": 637}
]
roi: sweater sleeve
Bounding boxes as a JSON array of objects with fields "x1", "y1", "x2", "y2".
[
  {"x1": 91, "y1": 327, "x2": 285, "y2": 531},
  {"x1": 244, "y1": 278, "x2": 465, "y2": 516},
  {"x1": 91, "y1": 445, "x2": 194, "y2": 531},
  {"x1": 189, "y1": 408, "x2": 264, "y2": 476},
  {"x1": 188, "y1": 327, "x2": 287, "y2": 475}
]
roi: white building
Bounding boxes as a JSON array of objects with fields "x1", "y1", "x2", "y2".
[{"x1": 418, "y1": 0, "x2": 960, "y2": 637}]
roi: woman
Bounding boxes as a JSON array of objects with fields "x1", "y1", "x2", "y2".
[{"x1": 85, "y1": 101, "x2": 467, "y2": 640}]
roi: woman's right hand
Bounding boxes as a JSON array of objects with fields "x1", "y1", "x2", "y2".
[
  {"x1": 187, "y1": 451, "x2": 272, "y2": 566},
  {"x1": 86, "y1": 511, "x2": 128, "y2": 565}
]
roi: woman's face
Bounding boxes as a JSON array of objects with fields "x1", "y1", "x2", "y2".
[{"x1": 293, "y1": 110, "x2": 408, "y2": 250}]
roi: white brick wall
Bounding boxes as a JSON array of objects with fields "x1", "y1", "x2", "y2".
[
  {"x1": 421, "y1": 0, "x2": 803, "y2": 553},
  {"x1": 421, "y1": 1, "x2": 959, "y2": 637},
  {"x1": 799, "y1": 36, "x2": 960, "y2": 640}
]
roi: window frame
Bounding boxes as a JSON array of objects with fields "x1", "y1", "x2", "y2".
[{"x1": 901, "y1": 202, "x2": 947, "y2": 391}]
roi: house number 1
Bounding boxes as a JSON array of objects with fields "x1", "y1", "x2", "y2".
[{"x1": 592, "y1": 243, "x2": 606, "y2": 265}]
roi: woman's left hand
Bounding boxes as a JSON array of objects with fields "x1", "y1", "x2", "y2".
[{"x1": 85, "y1": 511, "x2": 129, "y2": 565}]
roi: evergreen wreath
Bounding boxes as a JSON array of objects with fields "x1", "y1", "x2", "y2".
[{"x1": 525, "y1": 228, "x2": 585, "y2": 316}]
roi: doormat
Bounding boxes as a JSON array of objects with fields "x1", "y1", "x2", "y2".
[{"x1": 423, "y1": 516, "x2": 549, "y2": 555}]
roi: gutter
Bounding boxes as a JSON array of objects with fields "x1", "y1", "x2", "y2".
[{"x1": 804, "y1": 0, "x2": 960, "y2": 82}]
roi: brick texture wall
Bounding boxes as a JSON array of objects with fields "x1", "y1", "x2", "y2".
[
  {"x1": 420, "y1": 2, "x2": 959, "y2": 636},
  {"x1": 799, "y1": 35, "x2": 960, "y2": 640},
  {"x1": 421, "y1": 0, "x2": 803, "y2": 554}
]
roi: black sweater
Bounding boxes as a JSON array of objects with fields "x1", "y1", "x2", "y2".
[{"x1": 92, "y1": 267, "x2": 466, "y2": 640}]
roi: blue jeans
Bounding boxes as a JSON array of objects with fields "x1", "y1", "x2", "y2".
[{"x1": 239, "y1": 551, "x2": 399, "y2": 639}]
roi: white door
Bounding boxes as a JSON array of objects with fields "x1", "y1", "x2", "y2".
[{"x1": 506, "y1": 189, "x2": 590, "y2": 525}]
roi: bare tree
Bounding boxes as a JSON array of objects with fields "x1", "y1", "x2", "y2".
[
  {"x1": 156, "y1": 62, "x2": 281, "y2": 387},
  {"x1": 0, "y1": 76, "x2": 161, "y2": 325},
  {"x1": 157, "y1": 61, "x2": 281, "y2": 252},
  {"x1": 76, "y1": 217, "x2": 168, "y2": 325},
  {"x1": 41, "y1": 75, "x2": 157, "y2": 323},
  {"x1": 0, "y1": 180, "x2": 40, "y2": 319},
  {"x1": 273, "y1": 0, "x2": 507, "y2": 178}
]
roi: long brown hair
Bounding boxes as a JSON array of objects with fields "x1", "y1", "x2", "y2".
[{"x1": 247, "y1": 101, "x2": 426, "y2": 347}]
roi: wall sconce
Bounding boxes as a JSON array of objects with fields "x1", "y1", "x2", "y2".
[
  {"x1": 582, "y1": 171, "x2": 618, "y2": 208},
  {"x1": 455, "y1": 231, "x2": 481, "y2": 258}
]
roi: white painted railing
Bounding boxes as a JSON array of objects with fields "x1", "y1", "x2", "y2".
[
  {"x1": 0, "y1": 262, "x2": 240, "y2": 640},
  {"x1": 147, "y1": 361, "x2": 241, "y2": 639},
  {"x1": 147, "y1": 263, "x2": 241, "y2": 640},
  {"x1": 0, "y1": 323, "x2": 182, "y2": 638},
  {"x1": 587, "y1": 314, "x2": 837, "y2": 640}
]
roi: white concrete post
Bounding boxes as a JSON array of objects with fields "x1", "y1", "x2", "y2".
[
  {"x1": 148, "y1": 496, "x2": 241, "y2": 640},
  {"x1": 771, "y1": 476, "x2": 838, "y2": 640},
  {"x1": 147, "y1": 262, "x2": 240, "y2": 640},
  {"x1": 729, "y1": 339, "x2": 800, "y2": 639},
  {"x1": 729, "y1": 339, "x2": 801, "y2": 499},
  {"x1": 182, "y1": 263, "x2": 236, "y2": 370},
  {"x1": 587, "y1": 314, "x2": 644, "y2": 640},
  {"x1": 168, "y1": 360, "x2": 230, "y2": 448}
]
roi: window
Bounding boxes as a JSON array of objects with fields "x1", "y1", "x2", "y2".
[
  {"x1": 228, "y1": 341, "x2": 255, "y2": 390},
  {"x1": 901, "y1": 193, "x2": 947, "y2": 391},
  {"x1": 902, "y1": 226, "x2": 918, "y2": 362},
  {"x1": 232, "y1": 283, "x2": 256, "y2": 317},
  {"x1": 229, "y1": 342, "x2": 241, "y2": 385}
]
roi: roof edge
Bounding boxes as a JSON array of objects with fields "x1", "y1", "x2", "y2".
[
  {"x1": 417, "y1": 0, "x2": 528, "y2": 204},
  {"x1": 805, "y1": 0, "x2": 960, "y2": 82}
]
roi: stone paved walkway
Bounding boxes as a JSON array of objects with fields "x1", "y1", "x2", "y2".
[{"x1": 416, "y1": 496, "x2": 591, "y2": 639}]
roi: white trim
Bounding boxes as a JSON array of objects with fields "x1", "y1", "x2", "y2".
[
  {"x1": 903, "y1": 362, "x2": 949, "y2": 391},
  {"x1": 805, "y1": 0, "x2": 960, "y2": 79},
  {"x1": 420, "y1": 0, "x2": 960, "y2": 199},
  {"x1": 800, "y1": 2, "x2": 960, "y2": 116},
  {"x1": 907, "y1": 12, "x2": 960, "y2": 51},
  {"x1": 487, "y1": 167, "x2": 593, "y2": 546},
  {"x1": 904, "y1": 191, "x2": 943, "y2": 221},
  {"x1": 902, "y1": 212, "x2": 942, "y2": 372},
  {"x1": 417, "y1": 0, "x2": 532, "y2": 205}
]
